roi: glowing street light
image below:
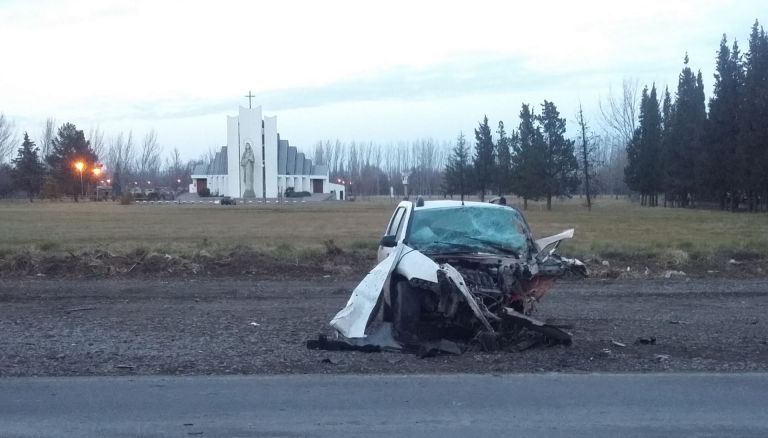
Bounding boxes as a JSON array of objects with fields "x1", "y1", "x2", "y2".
[
  {"x1": 73, "y1": 161, "x2": 85, "y2": 197},
  {"x1": 92, "y1": 167, "x2": 102, "y2": 177}
]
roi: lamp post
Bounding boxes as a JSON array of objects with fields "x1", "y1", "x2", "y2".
[
  {"x1": 91, "y1": 166, "x2": 102, "y2": 200},
  {"x1": 74, "y1": 161, "x2": 85, "y2": 197}
]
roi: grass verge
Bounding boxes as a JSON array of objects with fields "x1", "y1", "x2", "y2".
[{"x1": 0, "y1": 197, "x2": 766, "y2": 278}]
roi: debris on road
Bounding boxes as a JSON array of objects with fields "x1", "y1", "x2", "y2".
[
  {"x1": 663, "y1": 270, "x2": 687, "y2": 279},
  {"x1": 611, "y1": 340, "x2": 627, "y2": 348},
  {"x1": 64, "y1": 306, "x2": 96, "y2": 313},
  {"x1": 635, "y1": 337, "x2": 657, "y2": 345}
]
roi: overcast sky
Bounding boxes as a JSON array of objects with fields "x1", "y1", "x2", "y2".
[{"x1": 0, "y1": 0, "x2": 764, "y2": 160}]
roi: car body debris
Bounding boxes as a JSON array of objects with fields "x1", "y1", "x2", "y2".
[{"x1": 311, "y1": 199, "x2": 587, "y2": 356}]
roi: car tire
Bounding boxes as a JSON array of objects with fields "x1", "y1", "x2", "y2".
[{"x1": 392, "y1": 280, "x2": 421, "y2": 344}]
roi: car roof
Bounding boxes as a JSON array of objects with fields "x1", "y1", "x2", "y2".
[{"x1": 409, "y1": 200, "x2": 511, "y2": 210}]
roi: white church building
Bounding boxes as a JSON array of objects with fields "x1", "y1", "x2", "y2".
[{"x1": 190, "y1": 105, "x2": 344, "y2": 199}]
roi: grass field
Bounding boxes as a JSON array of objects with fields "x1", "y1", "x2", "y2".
[{"x1": 1, "y1": 197, "x2": 767, "y2": 270}]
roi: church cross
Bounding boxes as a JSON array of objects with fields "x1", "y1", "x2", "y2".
[{"x1": 244, "y1": 91, "x2": 255, "y2": 109}]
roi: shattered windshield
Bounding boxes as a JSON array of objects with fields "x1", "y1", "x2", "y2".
[{"x1": 405, "y1": 206, "x2": 530, "y2": 256}]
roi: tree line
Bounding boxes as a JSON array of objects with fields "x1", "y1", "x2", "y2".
[
  {"x1": 0, "y1": 120, "x2": 194, "y2": 200},
  {"x1": 625, "y1": 20, "x2": 768, "y2": 211},
  {"x1": 1, "y1": 20, "x2": 764, "y2": 210}
]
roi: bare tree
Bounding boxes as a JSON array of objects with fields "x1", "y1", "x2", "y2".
[
  {"x1": 38, "y1": 117, "x2": 56, "y2": 159},
  {"x1": 598, "y1": 78, "x2": 639, "y2": 198},
  {"x1": 313, "y1": 141, "x2": 324, "y2": 165},
  {"x1": 163, "y1": 147, "x2": 187, "y2": 189},
  {"x1": 575, "y1": 103, "x2": 598, "y2": 210},
  {"x1": 106, "y1": 131, "x2": 135, "y2": 195},
  {"x1": 87, "y1": 126, "x2": 106, "y2": 160},
  {"x1": 198, "y1": 146, "x2": 216, "y2": 165},
  {"x1": 599, "y1": 78, "x2": 640, "y2": 145},
  {"x1": 0, "y1": 113, "x2": 17, "y2": 163},
  {"x1": 136, "y1": 129, "x2": 162, "y2": 183}
]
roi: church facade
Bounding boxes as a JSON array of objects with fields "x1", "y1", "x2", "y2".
[{"x1": 190, "y1": 105, "x2": 342, "y2": 199}]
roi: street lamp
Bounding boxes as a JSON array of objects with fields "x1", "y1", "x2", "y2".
[{"x1": 74, "y1": 161, "x2": 85, "y2": 197}]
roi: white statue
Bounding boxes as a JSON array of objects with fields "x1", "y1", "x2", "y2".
[{"x1": 241, "y1": 143, "x2": 256, "y2": 198}]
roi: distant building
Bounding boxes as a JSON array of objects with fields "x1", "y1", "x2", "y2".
[{"x1": 190, "y1": 105, "x2": 344, "y2": 199}]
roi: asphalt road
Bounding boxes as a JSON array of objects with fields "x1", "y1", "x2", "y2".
[{"x1": 2, "y1": 373, "x2": 767, "y2": 437}]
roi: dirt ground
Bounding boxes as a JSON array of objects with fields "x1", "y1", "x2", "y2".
[{"x1": 1, "y1": 277, "x2": 767, "y2": 376}]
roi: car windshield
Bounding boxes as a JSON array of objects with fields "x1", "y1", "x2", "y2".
[{"x1": 405, "y1": 206, "x2": 531, "y2": 256}]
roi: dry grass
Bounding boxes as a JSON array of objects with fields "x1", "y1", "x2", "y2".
[
  {"x1": 0, "y1": 200, "x2": 395, "y2": 255},
  {"x1": 1, "y1": 197, "x2": 767, "y2": 265}
]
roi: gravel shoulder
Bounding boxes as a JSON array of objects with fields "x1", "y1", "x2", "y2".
[{"x1": 1, "y1": 277, "x2": 767, "y2": 376}]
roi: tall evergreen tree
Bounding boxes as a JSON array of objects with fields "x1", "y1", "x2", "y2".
[
  {"x1": 537, "y1": 100, "x2": 579, "y2": 210},
  {"x1": 495, "y1": 121, "x2": 512, "y2": 196},
  {"x1": 660, "y1": 86, "x2": 673, "y2": 206},
  {"x1": 11, "y1": 133, "x2": 45, "y2": 201},
  {"x1": 706, "y1": 35, "x2": 744, "y2": 210},
  {"x1": 664, "y1": 54, "x2": 707, "y2": 207},
  {"x1": 443, "y1": 132, "x2": 471, "y2": 202},
  {"x1": 626, "y1": 85, "x2": 663, "y2": 206},
  {"x1": 45, "y1": 123, "x2": 99, "y2": 201},
  {"x1": 473, "y1": 115, "x2": 495, "y2": 201},
  {"x1": 511, "y1": 104, "x2": 547, "y2": 209},
  {"x1": 740, "y1": 20, "x2": 768, "y2": 211}
]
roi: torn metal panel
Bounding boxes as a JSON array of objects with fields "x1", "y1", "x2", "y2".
[
  {"x1": 397, "y1": 250, "x2": 439, "y2": 283},
  {"x1": 439, "y1": 264, "x2": 495, "y2": 333},
  {"x1": 502, "y1": 307, "x2": 573, "y2": 345},
  {"x1": 329, "y1": 244, "x2": 406, "y2": 339},
  {"x1": 535, "y1": 228, "x2": 574, "y2": 252}
]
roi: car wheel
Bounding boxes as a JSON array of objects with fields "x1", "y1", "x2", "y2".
[{"x1": 392, "y1": 280, "x2": 421, "y2": 344}]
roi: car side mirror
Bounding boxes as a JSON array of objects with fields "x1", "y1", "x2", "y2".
[{"x1": 379, "y1": 235, "x2": 398, "y2": 248}]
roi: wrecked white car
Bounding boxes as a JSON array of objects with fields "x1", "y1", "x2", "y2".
[{"x1": 317, "y1": 199, "x2": 586, "y2": 355}]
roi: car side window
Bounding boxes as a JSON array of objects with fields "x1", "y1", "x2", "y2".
[{"x1": 386, "y1": 207, "x2": 405, "y2": 237}]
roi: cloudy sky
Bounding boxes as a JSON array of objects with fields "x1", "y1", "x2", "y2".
[{"x1": 0, "y1": 0, "x2": 764, "y2": 159}]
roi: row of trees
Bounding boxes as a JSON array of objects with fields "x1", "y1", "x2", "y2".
[
  {"x1": 0, "y1": 120, "x2": 194, "y2": 200},
  {"x1": 312, "y1": 139, "x2": 448, "y2": 198},
  {"x1": 2, "y1": 22, "x2": 764, "y2": 210},
  {"x1": 625, "y1": 20, "x2": 768, "y2": 211},
  {"x1": 442, "y1": 102, "x2": 581, "y2": 210},
  {"x1": 5, "y1": 123, "x2": 99, "y2": 201}
]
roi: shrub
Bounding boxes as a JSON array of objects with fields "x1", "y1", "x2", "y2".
[
  {"x1": 199, "y1": 188, "x2": 211, "y2": 197},
  {"x1": 285, "y1": 187, "x2": 311, "y2": 198},
  {"x1": 119, "y1": 194, "x2": 134, "y2": 205}
]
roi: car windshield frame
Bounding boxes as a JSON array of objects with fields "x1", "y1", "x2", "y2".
[{"x1": 404, "y1": 205, "x2": 533, "y2": 257}]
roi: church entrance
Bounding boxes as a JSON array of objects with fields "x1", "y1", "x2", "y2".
[
  {"x1": 312, "y1": 179, "x2": 323, "y2": 194},
  {"x1": 196, "y1": 178, "x2": 207, "y2": 195}
]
